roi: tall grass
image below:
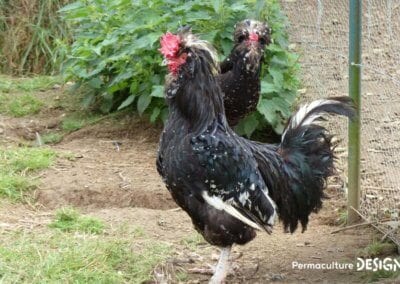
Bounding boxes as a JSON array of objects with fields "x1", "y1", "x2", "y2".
[{"x1": 0, "y1": 0, "x2": 71, "y2": 75}]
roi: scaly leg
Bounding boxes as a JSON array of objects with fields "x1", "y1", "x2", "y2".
[{"x1": 209, "y1": 246, "x2": 231, "y2": 284}]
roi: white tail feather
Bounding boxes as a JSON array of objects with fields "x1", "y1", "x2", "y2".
[{"x1": 282, "y1": 99, "x2": 342, "y2": 141}]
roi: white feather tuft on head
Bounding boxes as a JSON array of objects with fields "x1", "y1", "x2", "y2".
[{"x1": 181, "y1": 33, "x2": 219, "y2": 73}]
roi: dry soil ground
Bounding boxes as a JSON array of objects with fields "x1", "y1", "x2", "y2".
[{"x1": 0, "y1": 87, "x2": 395, "y2": 283}]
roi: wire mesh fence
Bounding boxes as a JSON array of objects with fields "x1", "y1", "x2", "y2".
[{"x1": 280, "y1": 0, "x2": 400, "y2": 246}]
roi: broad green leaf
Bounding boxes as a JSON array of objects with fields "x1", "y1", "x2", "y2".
[
  {"x1": 186, "y1": 11, "x2": 213, "y2": 21},
  {"x1": 87, "y1": 78, "x2": 103, "y2": 89},
  {"x1": 243, "y1": 114, "x2": 259, "y2": 138},
  {"x1": 150, "y1": 107, "x2": 161, "y2": 123},
  {"x1": 75, "y1": 68, "x2": 89, "y2": 79},
  {"x1": 109, "y1": 70, "x2": 134, "y2": 87},
  {"x1": 58, "y1": 2, "x2": 84, "y2": 13},
  {"x1": 257, "y1": 98, "x2": 277, "y2": 127},
  {"x1": 274, "y1": 122, "x2": 285, "y2": 134},
  {"x1": 280, "y1": 89, "x2": 298, "y2": 105},
  {"x1": 202, "y1": 31, "x2": 219, "y2": 43},
  {"x1": 137, "y1": 94, "x2": 152, "y2": 115},
  {"x1": 118, "y1": 95, "x2": 136, "y2": 110},
  {"x1": 99, "y1": 93, "x2": 114, "y2": 113},
  {"x1": 270, "y1": 52, "x2": 288, "y2": 67},
  {"x1": 150, "y1": 85, "x2": 164, "y2": 98},
  {"x1": 132, "y1": 32, "x2": 162, "y2": 50},
  {"x1": 231, "y1": 3, "x2": 247, "y2": 11},
  {"x1": 107, "y1": 81, "x2": 128, "y2": 94},
  {"x1": 267, "y1": 43, "x2": 284, "y2": 52},
  {"x1": 220, "y1": 38, "x2": 233, "y2": 57},
  {"x1": 93, "y1": 45, "x2": 102, "y2": 56},
  {"x1": 269, "y1": 67, "x2": 284, "y2": 87},
  {"x1": 160, "y1": 107, "x2": 169, "y2": 123},
  {"x1": 211, "y1": 0, "x2": 222, "y2": 13},
  {"x1": 87, "y1": 61, "x2": 106, "y2": 77},
  {"x1": 261, "y1": 80, "x2": 278, "y2": 94},
  {"x1": 271, "y1": 96, "x2": 291, "y2": 117},
  {"x1": 100, "y1": 36, "x2": 119, "y2": 47},
  {"x1": 82, "y1": 92, "x2": 95, "y2": 109}
]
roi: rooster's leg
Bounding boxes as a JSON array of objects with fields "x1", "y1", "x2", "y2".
[{"x1": 209, "y1": 246, "x2": 231, "y2": 284}]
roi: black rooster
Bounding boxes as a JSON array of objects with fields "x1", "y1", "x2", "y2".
[
  {"x1": 218, "y1": 19, "x2": 271, "y2": 127},
  {"x1": 157, "y1": 29, "x2": 355, "y2": 283}
]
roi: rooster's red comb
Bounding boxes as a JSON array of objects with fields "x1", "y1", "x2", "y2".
[{"x1": 159, "y1": 32, "x2": 181, "y2": 59}]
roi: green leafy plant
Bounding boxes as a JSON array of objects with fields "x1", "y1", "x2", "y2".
[{"x1": 61, "y1": 0, "x2": 300, "y2": 136}]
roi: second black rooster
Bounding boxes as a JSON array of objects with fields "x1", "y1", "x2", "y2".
[{"x1": 218, "y1": 19, "x2": 271, "y2": 127}]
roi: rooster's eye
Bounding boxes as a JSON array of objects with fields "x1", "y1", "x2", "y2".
[
  {"x1": 259, "y1": 37, "x2": 267, "y2": 45},
  {"x1": 237, "y1": 35, "x2": 246, "y2": 43}
]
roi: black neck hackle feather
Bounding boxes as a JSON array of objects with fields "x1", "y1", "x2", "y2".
[{"x1": 165, "y1": 45, "x2": 226, "y2": 134}]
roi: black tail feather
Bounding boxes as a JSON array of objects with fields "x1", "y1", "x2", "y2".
[{"x1": 278, "y1": 97, "x2": 355, "y2": 233}]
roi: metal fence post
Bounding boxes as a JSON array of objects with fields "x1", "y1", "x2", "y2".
[{"x1": 348, "y1": 0, "x2": 362, "y2": 224}]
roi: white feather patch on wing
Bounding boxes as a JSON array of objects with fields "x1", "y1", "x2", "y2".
[
  {"x1": 282, "y1": 99, "x2": 341, "y2": 141},
  {"x1": 202, "y1": 192, "x2": 262, "y2": 231}
]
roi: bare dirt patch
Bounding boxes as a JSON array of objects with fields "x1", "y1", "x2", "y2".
[{"x1": 35, "y1": 115, "x2": 175, "y2": 210}]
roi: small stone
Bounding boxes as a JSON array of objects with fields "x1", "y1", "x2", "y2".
[
  {"x1": 373, "y1": 48, "x2": 384, "y2": 54},
  {"x1": 298, "y1": 88, "x2": 307, "y2": 94},
  {"x1": 270, "y1": 274, "x2": 285, "y2": 281}
]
